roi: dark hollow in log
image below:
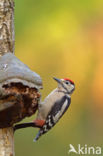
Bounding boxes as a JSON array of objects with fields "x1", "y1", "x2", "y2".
[{"x1": 0, "y1": 82, "x2": 40, "y2": 128}]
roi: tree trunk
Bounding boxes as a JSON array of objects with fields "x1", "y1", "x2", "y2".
[
  {"x1": 0, "y1": 0, "x2": 14, "y2": 56},
  {"x1": 0, "y1": 0, "x2": 15, "y2": 156},
  {"x1": 0, "y1": 128, "x2": 14, "y2": 156}
]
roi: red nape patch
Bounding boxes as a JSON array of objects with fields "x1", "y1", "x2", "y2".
[
  {"x1": 64, "y1": 78, "x2": 74, "y2": 84},
  {"x1": 33, "y1": 119, "x2": 45, "y2": 127}
]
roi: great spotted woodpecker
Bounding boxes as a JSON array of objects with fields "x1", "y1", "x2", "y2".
[{"x1": 33, "y1": 77, "x2": 75, "y2": 141}]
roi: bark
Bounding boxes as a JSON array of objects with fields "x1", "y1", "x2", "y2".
[
  {"x1": 0, "y1": 128, "x2": 14, "y2": 156},
  {"x1": 0, "y1": 0, "x2": 14, "y2": 57},
  {"x1": 0, "y1": 0, "x2": 15, "y2": 156}
]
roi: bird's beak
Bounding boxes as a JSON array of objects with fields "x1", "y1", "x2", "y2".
[{"x1": 53, "y1": 77, "x2": 62, "y2": 84}]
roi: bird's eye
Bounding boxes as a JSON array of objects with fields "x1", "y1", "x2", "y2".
[{"x1": 65, "y1": 81, "x2": 69, "y2": 85}]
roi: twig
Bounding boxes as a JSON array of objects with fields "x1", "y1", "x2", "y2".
[{"x1": 14, "y1": 122, "x2": 41, "y2": 131}]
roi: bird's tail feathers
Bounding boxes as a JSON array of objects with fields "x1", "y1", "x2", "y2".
[{"x1": 33, "y1": 131, "x2": 41, "y2": 142}]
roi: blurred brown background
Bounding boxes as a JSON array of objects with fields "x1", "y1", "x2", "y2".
[{"x1": 15, "y1": 0, "x2": 103, "y2": 155}]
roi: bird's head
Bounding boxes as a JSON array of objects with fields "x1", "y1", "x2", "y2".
[{"x1": 53, "y1": 77, "x2": 75, "y2": 94}]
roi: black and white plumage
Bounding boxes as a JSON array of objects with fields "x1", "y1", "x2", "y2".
[{"x1": 34, "y1": 77, "x2": 75, "y2": 142}]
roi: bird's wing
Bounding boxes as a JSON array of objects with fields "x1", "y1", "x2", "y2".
[
  {"x1": 48, "y1": 95, "x2": 71, "y2": 123},
  {"x1": 34, "y1": 96, "x2": 71, "y2": 141}
]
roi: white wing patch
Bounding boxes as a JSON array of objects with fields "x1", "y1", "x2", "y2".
[
  {"x1": 53, "y1": 99, "x2": 68, "y2": 123},
  {"x1": 43, "y1": 125, "x2": 48, "y2": 132}
]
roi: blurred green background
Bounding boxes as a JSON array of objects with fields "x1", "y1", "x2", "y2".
[{"x1": 15, "y1": 0, "x2": 103, "y2": 156}]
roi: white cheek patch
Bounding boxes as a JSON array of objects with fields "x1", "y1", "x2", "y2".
[
  {"x1": 71, "y1": 84, "x2": 74, "y2": 89},
  {"x1": 53, "y1": 99, "x2": 68, "y2": 123}
]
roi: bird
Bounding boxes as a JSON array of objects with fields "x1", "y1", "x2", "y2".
[{"x1": 33, "y1": 77, "x2": 75, "y2": 142}]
